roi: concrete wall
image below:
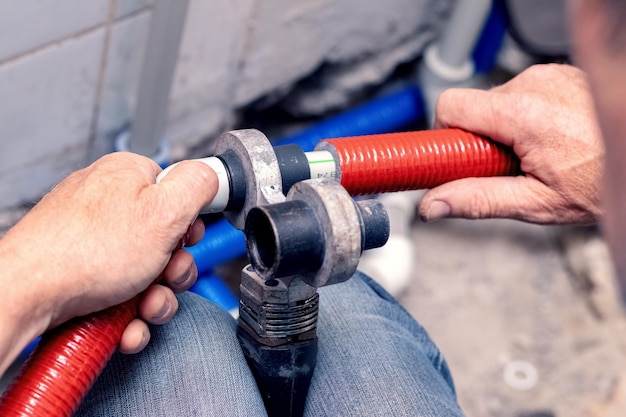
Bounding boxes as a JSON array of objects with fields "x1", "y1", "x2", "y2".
[{"x1": 0, "y1": 0, "x2": 451, "y2": 210}]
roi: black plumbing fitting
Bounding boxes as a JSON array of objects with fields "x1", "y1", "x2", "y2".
[
  {"x1": 237, "y1": 178, "x2": 389, "y2": 417},
  {"x1": 244, "y1": 197, "x2": 389, "y2": 279}
]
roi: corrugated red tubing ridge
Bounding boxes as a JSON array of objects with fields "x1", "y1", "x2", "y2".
[
  {"x1": 321, "y1": 128, "x2": 521, "y2": 196},
  {"x1": 0, "y1": 298, "x2": 138, "y2": 417}
]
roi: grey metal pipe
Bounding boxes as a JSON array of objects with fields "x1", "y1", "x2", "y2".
[
  {"x1": 129, "y1": 0, "x2": 190, "y2": 158},
  {"x1": 418, "y1": 0, "x2": 493, "y2": 123},
  {"x1": 437, "y1": 0, "x2": 492, "y2": 68}
]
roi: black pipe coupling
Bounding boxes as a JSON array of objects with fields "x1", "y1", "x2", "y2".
[
  {"x1": 244, "y1": 178, "x2": 390, "y2": 287},
  {"x1": 239, "y1": 178, "x2": 389, "y2": 347}
]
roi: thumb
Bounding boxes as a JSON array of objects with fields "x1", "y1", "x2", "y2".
[
  {"x1": 154, "y1": 160, "x2": 219, "y2": 221},
  {"x1": 419, "y1": 176, "x2": 554, "y2": 223}
]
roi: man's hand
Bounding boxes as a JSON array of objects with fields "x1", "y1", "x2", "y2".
[
  {"x1": 420, "y1": 64, "x2": 604, "y2": 225},
  {"x1": 0, "y1": 152, "x2": 217, "y2": 361}
]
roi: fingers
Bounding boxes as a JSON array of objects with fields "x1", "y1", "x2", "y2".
[
  {"x1": 185, "y1": 217, "x2": 205, "y2": 247},
  {"x1": 434, "y1": 88, "x2": 519, "y2": 148},
  {"x1": 419, "y1": 176, "x2": 560, "y2": 224},
  {"x1": 121, "y1": 280, "x2": 188, "y2": 355},
  {"x1": 162, "y1": 249, "x2": 198, "y2": 293},
  {"x1": 119, "y1": 318, "x2": 151, "y2": 354},
  {"x1": 138, "y1": 284, "x2": 179, "y2": 325}
]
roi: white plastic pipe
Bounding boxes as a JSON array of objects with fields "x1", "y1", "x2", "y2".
[
  {"x1": 157, "y1": 157, "x2": 231, "y2": 213},
  {"x1": 419, "y1": 0, "x2": 493, "y2": 123},
  {"x1": 156, "y1": 151, "x2": 338, "y2": 214},
  {"x1": 437, "y1": 0, "x2": 492, "y2": 71}
]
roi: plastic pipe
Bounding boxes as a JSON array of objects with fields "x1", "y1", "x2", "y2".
[
  {"x1": 419, "y1": 0, "x2": 494, "y2": 123},
  {"x1": 0, "y1": 299, "x2": 138, "y2": 416},
  {"x1": 317, "y1": 128, "x2": 520, "y2": 195},
  {"x1": 472, "y1": 1, "x2": 507, "y2": 74},
  {"x1": 17, "y1": 337, "x2": 40, "y2": 361},
  {"x1": 186, "y1": 219, "x2": 246, "y2": 276},
  {"x1": 128, "y1": 0, "x2": 190, "y2": 160},
  {"x1": 189, "y1": 274, "x2": 239, "y2": 317},
  {"x1": 274, "y1": 86, "x2": 424, "y2": 151},
  {"x1": 437, "y1": 0, "x2": 492, "y2": 70},
  {"x1": 191, "y1": 85, "x2": 425, "y2": 275}
]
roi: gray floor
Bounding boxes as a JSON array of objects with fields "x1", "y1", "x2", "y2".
[
  {"x1": 396, "y1": 217, "x2": 626, "y2": 417},
  {"x1": 3, "y1": 209, "x2": 626, "y2": 416}
]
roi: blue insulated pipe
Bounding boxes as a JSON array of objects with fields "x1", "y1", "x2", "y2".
[
  {"x1": 472, "y1": 0, "x2": 507, "y2": 74},
  {"x1": 273, "y1": 85, "x2": 424, "y2": 150},
  {"x1": 186, "y1": 85, "x2": 425, "y2": 276},
  {"x1": 187, "y1": 217, "x2": 246, "y2": 276},
  {"x1": 190, "y1": 273, "x2": 239, "y2": 316}
]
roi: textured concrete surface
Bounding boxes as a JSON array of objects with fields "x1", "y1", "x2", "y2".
[{"x1": 397, "y1": 217, "x2": 626, "y2": 417}]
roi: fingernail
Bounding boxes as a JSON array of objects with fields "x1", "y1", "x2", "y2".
[
  {"x1": 140, "y1": 329, "x2": 150, "y2": 349},
  {"x1": 152, "y1": 299, "x2": 171, "y2": 320},
  {"x1": 173, "y1": 266, "x2": 193, "y2": 287},
  {"x1": 424, "y1": 201, "x2": 450, "y2": 223}
]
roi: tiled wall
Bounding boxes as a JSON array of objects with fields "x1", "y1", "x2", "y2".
[{"x1": 0, "y1": 0, "x2": 449, "y2": 210}]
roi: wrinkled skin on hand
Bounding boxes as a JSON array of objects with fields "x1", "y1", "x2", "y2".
[
  {"x1": 420, "y1": 64, "x2": 604, "y2": 225},
  {"x1": 0, "y1": 152, "x2": 217, "y2": 369}
]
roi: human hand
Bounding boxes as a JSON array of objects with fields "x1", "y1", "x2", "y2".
[
  {"x1": 419, "y1": 64, "x2": 604, "y2": 225},
  {"x1": 0, "y1": 152, "x2": 217, "y2": 355}
]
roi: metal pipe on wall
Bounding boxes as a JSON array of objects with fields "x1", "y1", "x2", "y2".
[
  {"x1": 127, "y1": 0, "x2": 190, "y2": 161},
  {"x1": 437, "y1": 0, "x2": 493, "y2": 69}
]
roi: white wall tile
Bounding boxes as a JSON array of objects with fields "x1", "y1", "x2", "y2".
[
  {"x1": 116, "y1": 0, "x2": 155, "y2": 19},
  {"x1": 96, "y1": 11, "x2": 152, "y2": 137},
  {"x1": 0, "y1": 29, "x2": 105, "y2": 207},
  {"x1": 0, "y1": 1, "x2": 109, "y2": 62},
  {"x1": 0, "y1": 144, "x2": 89, "y2": 208}
]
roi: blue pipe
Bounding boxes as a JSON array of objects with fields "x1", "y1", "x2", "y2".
[
  {"x1": 473, "y1": 0, "x2": 507, "y2": 74},
  {"x1": 273, "y1": 85, "x2": 424, "y2": 150},
  {"x1": 190, "y1": 273, "x2": 239, "y2": 315},
  {"x1": 187, "y1": 85, "x2": 426, "y2": 276},
  {"x1": 18, "y1": 337, "x2": 41, "y2": 361},
  {"x1": 188, "y1": 217, "x2": 246, "y2": 277}
]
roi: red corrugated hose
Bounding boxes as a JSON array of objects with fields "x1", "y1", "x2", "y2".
[
  {"x1": 0, "y1": 298, "x2": 138, "y2": 416},
  {"x1": 320, "y1": 128, "x2": 520, "y2": 195}
]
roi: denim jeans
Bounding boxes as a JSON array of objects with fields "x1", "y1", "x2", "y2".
[{"x1": 77, "y1": 273, "x2": 464, "y2": 416}]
